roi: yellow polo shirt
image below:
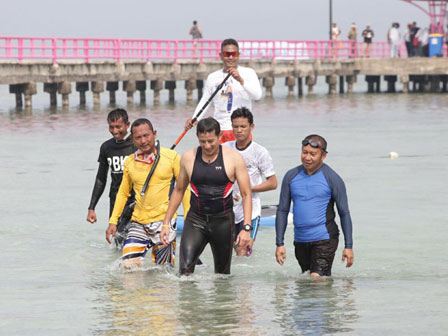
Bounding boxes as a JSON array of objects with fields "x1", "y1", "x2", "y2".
[{"x1": 110, "y1": 147, "x2": 189, "y2": 225}]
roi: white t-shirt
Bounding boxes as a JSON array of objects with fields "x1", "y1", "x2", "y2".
[
  {"x1": 193, "y1": 66, "x2": 262, "y2": 131},
  {"x1": 389, "y1": 27, "x2": 401, "y2": 44},
  {"x1": 224, "y1": 140, "x2": 275, "y2": 223}
]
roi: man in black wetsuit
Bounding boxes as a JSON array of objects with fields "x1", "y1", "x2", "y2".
[
  {"x1": 86, "y1": 109, "x2": 136, "y2": 242},
  {"x1": 161, "y1": 117, "x2": 252, "y2": 275}
]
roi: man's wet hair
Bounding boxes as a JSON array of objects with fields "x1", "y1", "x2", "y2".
[
  {"x1": 303, "y1": 134, "x2": 328, "y2": 152},
  {"x1": 197, "y1": 117, "x2": 220, "y2": 136},
  {"x1": 131, "y1": 118, "x2": 154, "y2": 134},
  {"x1": 231, "y1": 107, "x2": 254, "y2": 125},
  {"x1": 107, "y1": 108, "x2": 129, "y2": 123},
  {"x1": 221, "y1": 38, "x2": 239, "y2": 51},
  {"x1": 193, "y1": 20, "x2": 197, "y2": 25}
]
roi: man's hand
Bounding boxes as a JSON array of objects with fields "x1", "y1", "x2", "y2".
[
  {"x1": 235, "y1": 230, "x2": 250, "y2": 249},
  {"x1": 228, "y1": 67, "x2": 244, "y2": 85},
  {"x1": 160, "y1": 225, "x2": 171, "y2": 246},
  {"x1": 105, "y1": 224, "x2": 117, "y2": 244},
  {"x1": 275, "y1": 246, "x2": 286, "y2": 265},
  {"x1": 342, "y1": 248, "x2": 354, "y2": 268},
  {"x1": 87, "y1": 209, "x2": 97, "y2": 224},
  {"x1": 184, "y1": 118, "x2": 198, "y2": 131}
]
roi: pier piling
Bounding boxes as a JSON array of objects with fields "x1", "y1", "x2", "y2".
[
  {"x1": 123, "y1": 80, "x2": 137, "y2": 105},
  {"x1": 400, "y1": 75, "x2": 409, "y2": 93},
  {"x1": 58, "y1": 81, "x2": 72, "y2": 107},
  {"x1": 9, "y1": 84, "x2": 24, "y2": 108},
  {"x1": 150, "y1": 79, "x2": 163, "y2": 105},
  {"x1": 106, "y1": 82, "x2": 119, "y2": 105},
  {"x1": 263, "y1": 77, "x2": 274, "y2": 98},
  {"x1": 297, "y1": 77, "x2": 303, "y2": 97},
  {"x1": 326, "y1": 74, "x2": 338, "y2": 95},
  {"x1": 185, "y1": 78, "x2": 197, "y2": 104},
  {"x1": 339, "y1": 76, "x2": 345, "y2": 94},
  {"x1": 384, "y1": 76, "x2": 397, "y2": 93},
  {"x1": 44, "y1": 83, "x2": 58, "y2": 106},
  {"x1": 136, "y1": 81, "x2": 147, "y2": 104},
  {"x1": 285, "y1": 76, "x2": 295, "y2": 98},
  {"x1": 306, "y1": 75, "x2": 316, "y2": 95},
  {"x1": 23, "y1": 83, "x2": 37, "y2": 108},
  {"x1": 346, "y1": 75, "x2": 356, "y2": 94},
  {"x1": 76, "y1": 82, "x2": 89, "y2": 105},
  {"x1": 91, "y1": 81, "x2": 104, "y2": 106},
  {"x1": 196, "y1": 80, "x2": 204, "y2": 100}
]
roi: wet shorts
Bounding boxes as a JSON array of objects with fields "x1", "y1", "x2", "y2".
[
  {"x1": 294, "y1": 238, "x2": 339, "y2": 276},
  {"x1": 234, "y1": 217, "x2": 261, "y2": 241},
  {"x1": 122, "y1": 219, "x2": 177, "y2": 265}
]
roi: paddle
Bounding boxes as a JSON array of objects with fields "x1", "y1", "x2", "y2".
[{"x1": 170, "y1": 72, "x2": 232, "y2": 150}]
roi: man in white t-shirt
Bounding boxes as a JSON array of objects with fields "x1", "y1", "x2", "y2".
[
  {"x1": 185, "y1": 38, "x2": 262, "y2": 144},
  {"x1": 224, "y1": 107, "x2": 277, "y2": 256},
  {"x1": 387, "y1": 22, "x2": 401, "y2": 58}
]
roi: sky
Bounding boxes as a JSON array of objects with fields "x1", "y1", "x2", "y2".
[{"x1": 1, "y1": 0, "x2": 432, "y2": 41}]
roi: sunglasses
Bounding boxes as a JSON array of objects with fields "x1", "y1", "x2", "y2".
[
  {"x1": 302, "y1": 139, "x2": 327, "y2": 152},
  {"x1": 222, "y1": 51, "x2": 239, "y2": 58}
]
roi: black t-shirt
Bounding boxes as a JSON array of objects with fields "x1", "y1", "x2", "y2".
[
  {"x1": 363, "y1": 29, "x2": 374, "y2": 43},
  {"x1": 88, "y1": 136, "x2": 136, "y2": 211},
  {"x1": 98, "y1": 136, "x2": 136, "y2": 196}
]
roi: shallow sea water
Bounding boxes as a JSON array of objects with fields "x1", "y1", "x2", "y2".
[{"x1": 0, "y1": 82, "x2": 447, "y2": 335}]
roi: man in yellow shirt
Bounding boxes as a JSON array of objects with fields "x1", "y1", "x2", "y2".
[{"x1": 106, "y1": 118, "x2": 189, "y2": 268}]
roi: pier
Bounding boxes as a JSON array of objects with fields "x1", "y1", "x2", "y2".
[{"x1": 1, "y1": 36, "x2": 448, "y2": 108}]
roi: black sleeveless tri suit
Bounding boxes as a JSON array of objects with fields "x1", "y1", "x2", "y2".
[{"x1": 179, "y1": 145, "x2": 235, "y2": 275}]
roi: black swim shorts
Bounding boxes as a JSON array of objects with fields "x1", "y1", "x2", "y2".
[{"x1": 294, "y1": 238, "x2": 339, "y2": 276}]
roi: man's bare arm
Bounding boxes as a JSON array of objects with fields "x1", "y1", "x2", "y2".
[
  {"x1": 234, "y1": 152, "x2": 252, "y2": 224},
  {"x1": 251, "y1": 175, "x2": 278, "y2": 193},
  {"x1": 161, "y1": 153, "x2": 192, "y2": 245}
]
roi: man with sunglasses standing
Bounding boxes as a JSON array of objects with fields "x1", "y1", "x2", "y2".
[
  {"x1": 185, "y1": 38, "x2": 262, "y2": 144},
  {"x1": 275, "y1": 135, "x2": 354, "y2": 277}
]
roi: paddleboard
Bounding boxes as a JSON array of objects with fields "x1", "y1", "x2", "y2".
[{"x1": 175, "y1": 205, "x2": 278, "y2": 232}]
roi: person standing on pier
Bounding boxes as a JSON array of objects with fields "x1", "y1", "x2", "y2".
[
  {"x1": 184, "y1": 38, "x2": 262, "y2": 144},
  {"x1": 189, "y1": 20, "x2": 203, "y2": 41},
  {"x1": 106, "y1": 118, "x2": 190, "y2": 269},
  {"x1": 387, "y1": 23, "x2": 401, "y2": 58},
  {"x1": 404, "y1": 23, "x2": 413, "y2": 57},
  {"x1": 275, "y1": 135, "x2": 354, "y2": 277},
  {"x1": 189, "y1": 20, "x2": 203, "y2": 54},
  {"x1": 347, "y1": 23, "x2": 358, "y2": 57},
  {"x1": 410, "y1": 22, "x2": 421, "y2": 57},
  {"x1": 223, "y1": 108, "x2": 277, "y2": 257},
  {"x1": 331, "y1": 23, "x2": 341, "y2": 57},
  {"x1": 86, "y1": 109, "x2": 136, "y2": 245},
  {"x1": 161, "y1": 117, "x2": 252, "y2": 275},
  {"x1": 362, "y1": 25, "x2": 374, "y2": 57}
]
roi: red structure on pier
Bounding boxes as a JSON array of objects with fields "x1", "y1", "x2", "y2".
[{"x1": 401, "y1": 0, "x2": 448, "y2": 32}]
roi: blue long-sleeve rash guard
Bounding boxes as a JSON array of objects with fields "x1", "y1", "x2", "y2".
[{"x1": 275, "y1": 164, "x2": 353, "y2": 248}]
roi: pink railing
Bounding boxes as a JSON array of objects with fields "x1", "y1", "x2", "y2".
[{"x1": 0, "y1": 36, "x2": 446, "y2": 63}]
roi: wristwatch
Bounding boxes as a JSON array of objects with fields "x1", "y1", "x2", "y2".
[{"x1": 243, "y1": 224, "x2": 253, "y2": 232}]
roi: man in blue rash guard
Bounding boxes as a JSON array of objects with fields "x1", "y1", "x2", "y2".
[{"x1": 275, "y1": 135, "x2": 354, "y2": 276}]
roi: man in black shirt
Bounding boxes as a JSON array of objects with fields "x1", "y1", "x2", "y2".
[
  {"x1": 362, "y1": 25, "x2": 374, "y2": 57},
  {"x1": 87, "y1": 109, "x2": 136, "y2": 242}
]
